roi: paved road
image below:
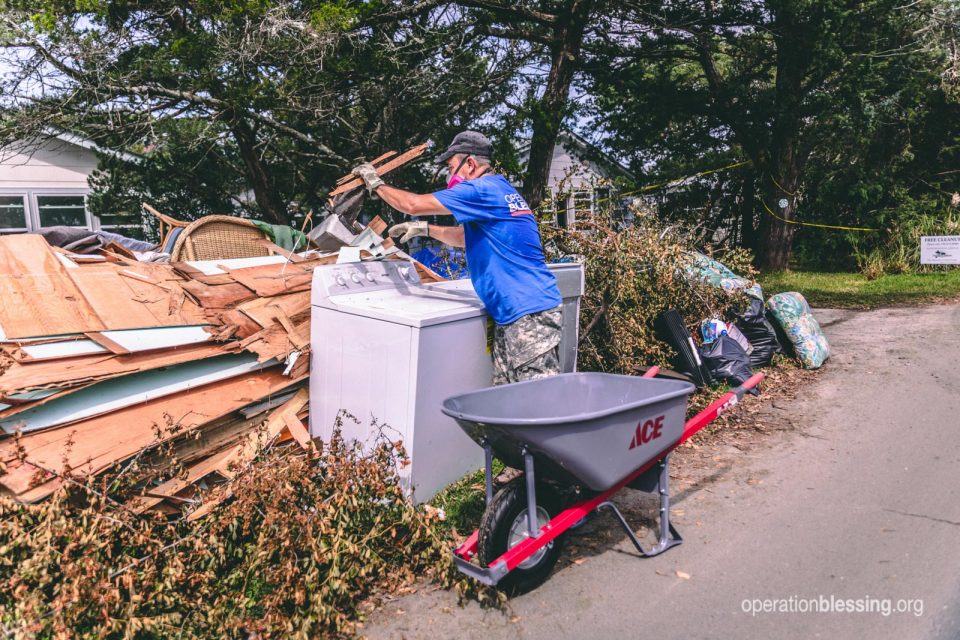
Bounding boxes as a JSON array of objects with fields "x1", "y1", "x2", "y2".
[{"x1": 364, "y1": 303, "x2": 960, "y2": 640}]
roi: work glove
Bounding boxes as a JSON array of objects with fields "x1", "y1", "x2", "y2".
[
  {"x1": 389, "y1": 220, "x2": 429, "y2": 243},
  {"x1": 351, "y1": 162, "x2": 385, "y2": 196}
]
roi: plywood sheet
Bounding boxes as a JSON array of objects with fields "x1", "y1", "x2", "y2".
[
  {"x1": 226, "y1": 263, "x2": 314, "y2": 297},
  {"x1": 0, "y1": 235, "x2": 105, "y2": 338},
  {"x1": 67, "y1": 266, "x2": 166, "y2": 329},
  {"x1": 0, "y1": 352, "x2": 269, "y2": 433}
]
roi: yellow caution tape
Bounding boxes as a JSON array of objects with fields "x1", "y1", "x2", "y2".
[
  {"x1": 611, "y1": 160, "x2": 750, "y2": 201},
  {"x1": 761, "y1": 199, "x2": 879, "y2": 232}
]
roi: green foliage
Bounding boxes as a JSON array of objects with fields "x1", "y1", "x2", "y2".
[
  {"x1": 429, "y1": 460, "x2": 504, "y2": 539},
  {"x1": 87, "y1": 119, "x2": 247, "y2": 235},
  {"x1": 0, "y1": 429, "x2": 460, "y2": 638},
  {"x1": 849, "y1": 202, "x2": 960, "y2": 278},
  {"x1": 586, "y1": 0, "x2": 960, "y2": 269},
  {"x1": 758, "y1": 269, "x2": 960, "y2": 308},
  {"x1": 1, "y1": 0, "x2": 530, "y2": 224}
]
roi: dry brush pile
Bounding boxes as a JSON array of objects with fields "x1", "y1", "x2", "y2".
[
  {"x1": 543, "y1": 217, "x2": 751, "y2": 374},
  {"x1": 0, "y1": 424, "x2": 459, "y2": 639}
]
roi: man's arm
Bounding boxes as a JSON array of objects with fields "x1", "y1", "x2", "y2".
[
  {"x1": 426, "y1": 224, "x2": 465, "y2": 248},
  {"x1": 376, "y1": 185, "x2": 452, "y2": 217}
]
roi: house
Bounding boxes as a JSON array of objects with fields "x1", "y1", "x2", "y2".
[
  {"x1": 517, "y1": 131, "x2": 635, "y2": 228},
  {"x1": 0, "y1": 130, "x2": 141, "y2": 235}
]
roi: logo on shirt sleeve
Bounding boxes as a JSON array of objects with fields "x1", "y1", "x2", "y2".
[{"x1": 504, "y1": 192, "x2": 533, "y2": 216}]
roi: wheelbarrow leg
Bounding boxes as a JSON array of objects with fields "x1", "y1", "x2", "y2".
[
  {"x1": 523, "y1": 448, "x2": 539, "y2": 539},
  {"x1": 598, "y1": 454, "x2": 682, "y2": 557},
  {"x1": 482, "y1": 441, "x2": 494, "y2": 507}
]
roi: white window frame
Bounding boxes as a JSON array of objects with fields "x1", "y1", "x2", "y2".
[
  {"x1": 0, "y1": 192, "x2": 29, "y2": 233},
  {"x1": 31, "y1": 189, "x2": 93, "y2": 230},
  {"x1": 0, "y1": 187, "x2": 96, "y2": 234}
]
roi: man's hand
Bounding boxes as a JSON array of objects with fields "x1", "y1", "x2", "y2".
[
  {"x1": 351, "y1": 162, "x2": 385, "y2": 195},
  {"x1": 388, "y1": 220, "x2": 429, "y2": 243}
]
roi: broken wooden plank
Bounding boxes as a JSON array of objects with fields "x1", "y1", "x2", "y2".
[
  {"x1": 130, "y1": 445, "x2": 240, "y2": 513},
  {"x1": 83, "y1": 332, "x2": 131, "y2": 355},
  {"x1": 282, "y1": 412, "x2": 312, "y2": 448},
  {"x1": 238, "y1": 291, "x2": 311, "y2": 330},
  {"x1": 366, "y1": 216, "x2": 388, "y2": 236},
  {"x1": 180, "y1": 280, "x2": 257, "y2": 309},
  {"x1": 0, "y1": 352, "x2": 274, "y2": 434},
  {"x1": 335, "y1": 150, "x2": 398, "y2": 186},
  {"x1": 225, "y1": 263, "x2": 314, "y2": 298},
  {"x1": 253, "y1": 238, "x2": 309, "y2": 261},
  {"x1": 0, "y1": 341, "x2": 228, "y2": 396},
  {"x1": 328, "y1": 143, "x2": 429, "y2": 197}
]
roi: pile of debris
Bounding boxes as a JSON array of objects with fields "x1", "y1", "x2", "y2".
[{"x1": 0, "y1": 214, "x2": 440, "y2": 518}]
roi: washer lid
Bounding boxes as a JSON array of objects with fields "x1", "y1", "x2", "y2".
[{"x1": 324, "y1": 286, "x2": 486, "y2": 327}]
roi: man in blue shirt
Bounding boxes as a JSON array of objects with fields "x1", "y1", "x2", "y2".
[{"x1": 351, "y1": 131, "x2": 562, "y2": 385}]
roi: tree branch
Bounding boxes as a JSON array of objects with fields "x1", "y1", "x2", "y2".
[
  {"x1": 455, "y1": 0, "x2": 557, "y2": 26},
  {"x1": 473, "y1": 24, "x2": 556, "y2": 46}
]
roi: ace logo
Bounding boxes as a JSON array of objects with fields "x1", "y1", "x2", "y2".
[{"x1": 629, "y1": 415, "x2": 665, "y2": 450}]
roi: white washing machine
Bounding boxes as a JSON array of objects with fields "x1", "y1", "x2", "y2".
[{"x1": 309, "y1": 260, "x2": 491, "y2": 502}]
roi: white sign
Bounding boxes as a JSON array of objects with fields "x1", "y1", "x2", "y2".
[{"x1": 920, "y1": 236, "x2": 960, "y2": 265}]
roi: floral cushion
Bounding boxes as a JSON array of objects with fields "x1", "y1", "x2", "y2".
[
  {"x1": 766, "y1": 292, "x2": 830, "y2": 369},
  {"x1": 683, "y1": 251, "x2": 764, "y2": 301}
]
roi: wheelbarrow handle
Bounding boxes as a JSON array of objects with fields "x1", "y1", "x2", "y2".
[
  {"x1": 737, "y1": 372, "x2": 765, "y2": 397},
  {"x1": 679, "y1": 373, "x2": 765, "y2": 444}
]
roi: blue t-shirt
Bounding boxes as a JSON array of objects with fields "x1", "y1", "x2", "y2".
[{"x1": 433, "y1": 175, "x2": 562, "y2": 325}]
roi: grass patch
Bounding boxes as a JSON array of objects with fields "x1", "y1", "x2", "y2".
[
  {"x1": 429, "y1": 459, "x2": 504, "y2": 538},
  {"x1": 759, "y1": 269, "x2": 960, "y2": 308}
]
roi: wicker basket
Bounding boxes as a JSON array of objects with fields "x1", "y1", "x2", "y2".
[{"x1": 170, "y1": 215, "x2": 272, "y2": 262}]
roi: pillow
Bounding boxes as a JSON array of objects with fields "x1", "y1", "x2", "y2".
[{"x1": 765, "y1": 292, "x2": 830, "y2": 369}]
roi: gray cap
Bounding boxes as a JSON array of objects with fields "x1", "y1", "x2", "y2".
[{"x1": 436, "y1": 130, "x2": 493, "y2": 164}]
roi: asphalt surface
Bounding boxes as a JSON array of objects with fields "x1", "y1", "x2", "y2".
[{"x1": 364, "y1": 303, "x2": 960, "y2": 640}]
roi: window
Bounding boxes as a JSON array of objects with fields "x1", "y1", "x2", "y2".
[
  {"x1": 0, "y1": 195, "x2": 28, "y2": 231},
  {"x1": 573, "y1": 190, "x2": 594, "y2": 226},
  {"x1": 36, "y1": 195, "x2": 88, "y2": 227}
]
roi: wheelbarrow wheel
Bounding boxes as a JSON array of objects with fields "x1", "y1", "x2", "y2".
[{"x1": 478, "y1": 478, "x2": 565, "y2": 594}]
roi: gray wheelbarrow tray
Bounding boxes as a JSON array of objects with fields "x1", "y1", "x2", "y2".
[{"x1": 442, "y1": 372, "x2": 694, "y2": 492}]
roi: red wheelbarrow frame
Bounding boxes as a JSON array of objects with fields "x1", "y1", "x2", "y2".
[{"x1": 452, "y1": 369, "x2": 765, "y2": 586}]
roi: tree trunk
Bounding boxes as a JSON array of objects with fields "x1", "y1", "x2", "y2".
[
  {"x1": 739, "y1": 166, "x2": 757, "y2": 252},
  {"x1": 522, "y1": 0, "x2": 595, "y2": 210},
  {"x1": 230, "y1": 120, "x2": 289, "y2": 225},
  {"x1": 755, "y1": 4, "x2": 808, "y2": 271},
  {"x1": 756, "y1": 153, "x2": 801, "y2": 271}
]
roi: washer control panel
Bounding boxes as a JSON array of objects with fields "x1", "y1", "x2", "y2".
[{"x1": 313, "y1": 260, "x2": 422, "y2": 301}]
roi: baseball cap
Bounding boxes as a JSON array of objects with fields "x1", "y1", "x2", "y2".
[{"x1": 436, "y1": 130, "x2": 493, "y2": 163}]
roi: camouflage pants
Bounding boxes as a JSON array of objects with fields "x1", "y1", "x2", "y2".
[{"x1": 492, "y1": 306, "x2": 562, "y2": 386}]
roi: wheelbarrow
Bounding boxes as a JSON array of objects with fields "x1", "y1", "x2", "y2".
[{"x1": 441, "y1": 368, "x2": 764, "y2": 593}]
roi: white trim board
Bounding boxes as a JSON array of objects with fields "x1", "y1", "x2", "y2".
[
  {"x1": 185, "y1": 252, "x2": 318, "y2": 275},
  {"x1": 12, "y1": 325, "x2": 213, "y2": 360},
  {"x1": 0, "y1": 352, "x2": 278, "y2": 433}
]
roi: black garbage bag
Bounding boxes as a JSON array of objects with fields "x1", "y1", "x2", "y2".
[
  {"x1": 699, "y1": 335, "x2": 759, "y2": 395},
  {"x1": 733, "y1": 298, "x2": 783, "y2": 367},
  {"x1": 653, "y1": 309, "x2": 713, "y2": 388}
]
